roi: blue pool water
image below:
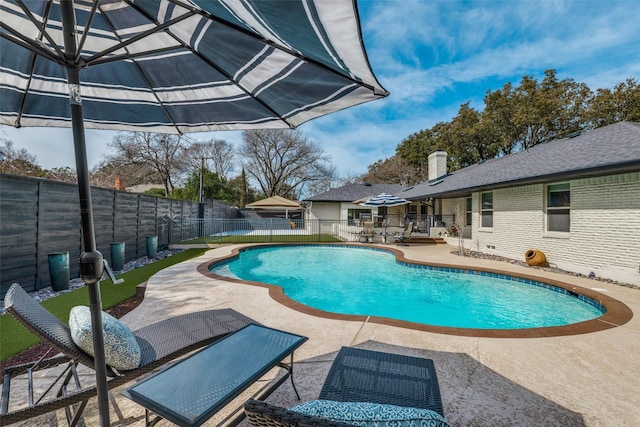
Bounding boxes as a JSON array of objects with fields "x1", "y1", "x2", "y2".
[{"x1": 211, "y1": 246, "x2": 604, "y2": 329}]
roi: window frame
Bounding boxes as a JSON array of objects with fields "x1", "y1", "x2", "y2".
[
  {"x1": 347, "y1": 208, "x2": 370, "y2": 226},
  {"x1": 546, "y1": 183, "x2": 570, "y2": 233},
  {"x1": 480, "y1": 192, "x2": 493, "y2": 228},
  {"x1": 465, "y1": 197, "x2": 472, "y2": 226}
]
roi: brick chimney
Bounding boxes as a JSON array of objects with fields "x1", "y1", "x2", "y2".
[
  {"x1": 114, "y1": 175, "x2": 125, "y2": 191},
  {"x1": 428, "y1": 151, "x2": 447, "y2": 181}
]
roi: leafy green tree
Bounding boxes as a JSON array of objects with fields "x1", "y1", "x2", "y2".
[
  {"x1": 443, "y1": 102, "x2": 500, "y2": 169},
  {"x1": 483, "y1": 70, "x2": 591, "y2": 153},
  {"x1": 586, "y1": 78, "x2": 640, "y2": 127},
  {"x1": 363, "y1": 155, "x2": 425, "y2": 186},
  {"x1": 396, "y1": 122, "x2": 448, "y2": 170},
  {"x1": 143, "y1": 188, "x2": 169, "y2": 198},
  {"x1": 373, "y1": 69, "x2": 638, "y2": 182},
  {"x1": 226, "y1": 170, "x2": 259, "y2": 207},
  {"x1": 181, "y1": 169, "x2": 234, "y2": 202}
]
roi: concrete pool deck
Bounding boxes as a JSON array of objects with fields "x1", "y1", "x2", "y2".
[{"x1": 8, "y1": 243, "x2": 640, "y2": 426}]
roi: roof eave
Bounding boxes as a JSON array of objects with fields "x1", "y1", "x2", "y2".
[{"x1": 406, "y1": 161, "x2": 640, "y2": 200}]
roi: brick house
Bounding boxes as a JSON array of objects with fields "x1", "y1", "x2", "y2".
[{"x1": 399, "y1": 121, "x2": 640, "y2": 285}]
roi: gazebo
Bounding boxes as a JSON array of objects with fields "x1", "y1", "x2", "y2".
[{"x1": 245, "y1": 196, "x2": 303, "y2": 219}]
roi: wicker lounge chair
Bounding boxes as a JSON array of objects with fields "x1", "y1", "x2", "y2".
[
  {"x1": 244, "y1": 346, "x2": 445, "y2": 426},
  {"x1": 1, "y1": 283, "x2": 256, "y2": 426}
]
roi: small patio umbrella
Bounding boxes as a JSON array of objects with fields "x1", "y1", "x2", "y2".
[
  {"x1": 359, "y1": 193, "x2": 410, "y2": 240},
  {"x1": 0, "y1": 1, "x2": 388, "y2": 424}
]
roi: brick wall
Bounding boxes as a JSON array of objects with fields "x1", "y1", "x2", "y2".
[{"x1": 464, "y1": 172, "x2": 640, "y2": 285}]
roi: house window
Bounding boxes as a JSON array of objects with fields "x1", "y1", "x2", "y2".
[
  {"x1": 547, "y1": 183, "x2": 570, "y2": 232},
  {"x1": 465, "y1": 197, "x2": 472, "y2": 226},
  {"x1": 348, "y1": 209, "x2": 370, "y2": 226},
  {"x1": 481, "y1": 192, "x2": 493, "y2": 228}
]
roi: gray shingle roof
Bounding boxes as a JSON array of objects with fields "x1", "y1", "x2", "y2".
[
  {"x1": 305, "y1": 183, "x2": 407, "y2": 202},
  {"x1": 400, "y1": 121, "x2": 640, "y2": 199}
]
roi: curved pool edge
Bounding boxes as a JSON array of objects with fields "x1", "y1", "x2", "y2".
[{"x1": 196, "y1": 243, "x2": 634, "y2": 338}]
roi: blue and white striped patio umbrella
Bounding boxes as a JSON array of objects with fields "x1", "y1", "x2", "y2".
[
  {"x1": 0, "y1": 1, "x2": 388, "y2": 424},
  {"x1": 358, "y1": 193, "x2": 410, "y2": 208},
  {"x1": 359, "y1": 193, "x2": 409, "y2": 237},
  {"x1": 1, "y1": 0, "x2": 388, "y2": 132}
]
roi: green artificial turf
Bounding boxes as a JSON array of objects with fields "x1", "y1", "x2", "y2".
[{"x1": 0, "y1": 248, "x2": 208, "y2": 362}]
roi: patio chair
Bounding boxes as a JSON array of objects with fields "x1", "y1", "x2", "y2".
[
  {"x1": 244, "y1": 346, "x2": 447, "y2": 426},
  {"x1": 1, "y1": 283, "x2": 256, "y2": 426},
  {"x1": 394, "y1": 221, "x2": 414, "y2": 245},
  {"x1": 360, "y1": 221, "x2": 375, "y2": 243},
  {"x1": 358, "y1": 221, "x2": 375, "y2": 243}
]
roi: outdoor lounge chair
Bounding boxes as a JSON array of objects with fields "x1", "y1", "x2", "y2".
[
  {"x1": 394, "y1": 221, "x2": 414, "y2": 245},
  {"x1": 244, "y1": 346, "x2": 446, "y2": 426},
  {"x1": 1, "y1": 283, "x2": 256, "y2": 426}
]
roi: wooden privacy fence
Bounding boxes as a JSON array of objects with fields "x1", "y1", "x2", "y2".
[{"x1": 0, "y1": 174, "x2": 236, "y2": 298}]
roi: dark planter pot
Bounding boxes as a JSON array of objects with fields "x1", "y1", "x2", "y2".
[
  {"x1": 110, "y1": 242, "x2": 125, "y2": 271},
  {"x1": 48, "y1": 252, "x2": 70, "y2": 291},
  {"x1": 146, "y1": 236, "x2": 158, "y2": 259}
]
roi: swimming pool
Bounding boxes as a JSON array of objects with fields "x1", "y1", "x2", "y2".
[{"x1": 208, "y1": 245, "x2": 610, "y2": 332}]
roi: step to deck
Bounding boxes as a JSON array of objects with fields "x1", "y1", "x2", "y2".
[{"x1": 405, "y1": 237, "x2": 447, "y2": 244}]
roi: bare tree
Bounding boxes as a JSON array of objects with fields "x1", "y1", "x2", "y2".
[
  {"x1": 239, "y1": 129, "x2": 334, "y2": 198},
  {"x1": 44, "y1": 166, "x2": 78, "y2": 184},
  {"x1": 109, "y1": 132, "x2": 190, "y2": 196},
  {"x1": 0, "y1": 139, "x2": 44, "y2": 177},
  {"x1": 91, "y1": 157, "x2": 160, "y2": 189},
  {"x1": 187, "y1": 139, "x2": 236, "y2": 180}
]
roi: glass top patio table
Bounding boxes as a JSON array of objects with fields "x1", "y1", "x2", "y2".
[{"x1": 122, "y1": 324, "x2": 307, "y2": 427}]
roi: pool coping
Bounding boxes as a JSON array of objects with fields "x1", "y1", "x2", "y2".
[{"x1": 197, "y1": 243, "x2": 634, "y2": 338}]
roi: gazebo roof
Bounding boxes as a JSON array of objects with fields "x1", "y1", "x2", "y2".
[{"x1": 245, "y1": 196, "x2": 301, "y2": 209}]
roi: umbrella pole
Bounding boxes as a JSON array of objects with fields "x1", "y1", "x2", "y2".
[{"x1": 61, "y1": 1, "x2": 110, "y2": 425}]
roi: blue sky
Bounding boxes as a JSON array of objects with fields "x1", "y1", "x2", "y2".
[{"x1": 2, "y1": 0, "x2": 639, "y2": 178}]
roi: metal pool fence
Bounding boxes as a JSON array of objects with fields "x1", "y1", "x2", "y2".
[{"x1": 174, "y1": 215, "x2": 453, "y2": 244}]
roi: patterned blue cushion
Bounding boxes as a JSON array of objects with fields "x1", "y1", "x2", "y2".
[
  {"x1": 290, "y1": 400, "x2": 449, "y2": 427},
  {"x1": 69, "y1": 306, "x2": 141, "y2": 371}
]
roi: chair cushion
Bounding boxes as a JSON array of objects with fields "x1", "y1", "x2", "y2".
[
  {"x1": 69, "y1": 306, "x2": 141, "y2": 371},
  {"x1": 290, "y1": 400, "x2": 449, "y2": 427}
]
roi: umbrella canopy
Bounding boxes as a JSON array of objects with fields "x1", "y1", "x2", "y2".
[
  {"x1": 358, "y1": 193, "x2": 410, "y2": 208},
  {"x1": 1, "y1": 0, "x2": 388, "y2": 131},
  {"x1": 0, "y1": 1, "x2": 388, "y2": 425},
  {"x1": 359, "y1": 193, "x2": 409, "y2": 240}
]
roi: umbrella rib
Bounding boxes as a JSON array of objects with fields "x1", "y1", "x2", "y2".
[
  {"x1": 14, "y1": 0, "x2": 65, "y2": 61},
  {"x1": 3, "y1": 1, "x2": 58, "y2": 128},
  {"x1": 75, "y1": 0, "x2": 100, "y2": 63},
  {"x1": 87, "y1": 46, "x2": 182, "y2": 67},
  {"x1": 0, "y1": 30, "x2": 60, "y2": 65},
  {"x1": 83, "y1": 9, "x2": 197, "y2": 66},
  {"x1": 93, "y1": 1, "x2": 182, "y2": 133}
]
